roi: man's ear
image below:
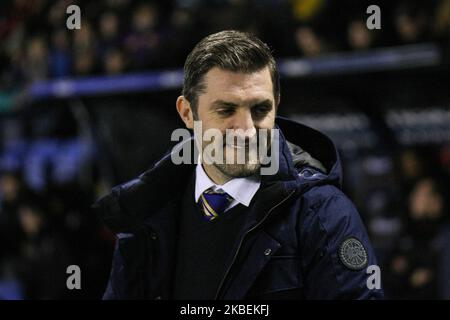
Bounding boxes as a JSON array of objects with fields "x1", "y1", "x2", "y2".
[{"x1": 176, "y1": 96, "x2": 194, "y2": 129}]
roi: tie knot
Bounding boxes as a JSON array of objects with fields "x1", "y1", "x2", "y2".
[{"x1": 200, "y1": 189, "x2": 233, "y2": 221}]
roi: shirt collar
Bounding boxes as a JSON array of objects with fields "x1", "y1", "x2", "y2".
[{"x1": 194, "y1": 163, "x2": 261, "y2": 207}]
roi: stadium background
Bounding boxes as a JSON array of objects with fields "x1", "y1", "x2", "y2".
[{"x1": 0, "y1": 0, "x2": 449, "y2": 299}]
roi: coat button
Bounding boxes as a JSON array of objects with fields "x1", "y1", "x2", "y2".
[
  {"x1": 264, "y1": 248, "x2": 272, "y2": 256},
  {"x1": 150, "y1": 232, "x2": 158, "y2": 240}
]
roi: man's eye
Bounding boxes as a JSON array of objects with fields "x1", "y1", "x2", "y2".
[
  {"x1": 217, "y1": 109, "x2": 234, "y2": 116},
  {"x1": 252, "y1": 107, "x2": 270, "y2": 117}
]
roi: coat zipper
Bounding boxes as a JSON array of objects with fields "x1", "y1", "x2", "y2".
[{"x1": 214, "y1": 188, "x2": 297, "y2": 300}]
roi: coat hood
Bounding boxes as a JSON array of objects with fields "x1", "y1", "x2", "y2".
[{"x1": 274, "y1": 116, "x2": 342, "y2": 189}]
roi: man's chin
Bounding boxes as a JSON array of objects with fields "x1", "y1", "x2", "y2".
[{"x1": 214, "y1": 163, "x2": 261, "y2": 178}]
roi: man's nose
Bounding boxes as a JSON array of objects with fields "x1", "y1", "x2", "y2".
[{"x1": 228, "y1": 109, "x2": 256, "y2": 137}]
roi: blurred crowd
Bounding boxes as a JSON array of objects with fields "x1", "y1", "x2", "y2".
[
  {"x1": 383, "y1": 173, "x2": 450, "y2": 299},
  {"x1": 0, "y1": 168, "x2": 114, "y2": 299},
  {"x1": 0, "y1": 0, "x2": 449, "y2": 299},
  {"x1": 1, "y1": 0, "x2": 449, "y2": 88},
  {"x1": 350, "y1": 147, "x2": 450, "y2": 299}
]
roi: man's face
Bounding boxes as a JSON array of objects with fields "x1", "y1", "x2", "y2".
[{"x1": 194, "y1": 66, "x2": 277, "y2": 178}]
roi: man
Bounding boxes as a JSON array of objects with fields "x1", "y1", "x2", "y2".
[{"x1": 93, "y1": 30, "x2": 384, "y2": 300}]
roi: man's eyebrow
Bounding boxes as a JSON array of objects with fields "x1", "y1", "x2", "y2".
[
  {"x1": 211, "y1": 99, "x2": 273, "y2": 108},
  {"x1": 211, "y1": 100, "x2": 239, "y2": 108},
  {"x1": 251, "y1": 99, "x2": 273, "y2": 108}
]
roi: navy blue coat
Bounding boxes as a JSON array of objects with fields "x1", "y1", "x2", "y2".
[{"x1": 93, "y1": 116, "x2": 384, "y2": 300}]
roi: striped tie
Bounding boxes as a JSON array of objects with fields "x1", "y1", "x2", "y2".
[{"x1": 199, "y1": 189, "x2": 232, "y2": 221}]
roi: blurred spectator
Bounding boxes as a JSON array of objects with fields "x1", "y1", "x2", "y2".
[
  {"x1": 103, "y1": 48, "x2": 127, "y2": 75},
  {"x1": 73, "y1": 49, "x2": 97, "y2": 76},
  {"x1": 47, "y1": 0, "x2": 72, "y2": 30},
  {"x1": 97, "y1": 11, "x2": 122, "y2": 60},
  {"x1": 434, "y1": 0, "x2": 450, "y2": 41},
  {"x1": 124, "y1": 3, "x2": 162, "y2": 69},
  {"x1": 384, "y1": 177, "x2": 450, "y2": 299},
  {"x1": 294, "y1": 25, "x2": 326, "y2": 57},
  {"x1": 161, "y1": 7, "x2": 198, "y2": 67},
  {"x1": 346, "y1": 19, "x2": 376, "y2": 51},
  {"x1": 398, "y1": 149, "x2": 427, "y2": 197},
  {"x1": 22, "y1": 36, "x2": 48, "y2": 81},
  {"x1": 73, "y1": 21, "x2": 97, "y2": 55},
  {"x1": 0, "y1": 171, "x2": 24, "y2": 260},
  {"x1": 49, "y1": 29, "x2": 71, "y2": 78},
  {"x1": 15, "y1": 198, "x2": 70, "y2": 299},
  {"x1": 73, "y1": 22, "x2": 98, "y2": 76},
  {"x1": 394, "y1": 3, "x2": 431, "y2": 44}
]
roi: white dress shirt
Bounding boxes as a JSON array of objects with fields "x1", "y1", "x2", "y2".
[{"x1": 194, "y1": 163, "x2": 261, "y2": 212}]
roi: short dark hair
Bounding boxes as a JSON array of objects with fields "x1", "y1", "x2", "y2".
[{"x1": 182, "y1": 30, "x2": 280, "y2": 115}]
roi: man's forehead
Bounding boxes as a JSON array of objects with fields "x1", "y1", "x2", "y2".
[
  {"x1": 201, "y1": 67, "x2": 274, "y2": 103},
  {"x1": 204, "y1": 67, "x2": 272, "y2": 89}
]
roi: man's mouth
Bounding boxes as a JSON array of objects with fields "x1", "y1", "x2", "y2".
[
  {"x1": 224, "y1": 138, "x2": 257, "y2": 150},
  {"x1": 224, "y1": 143, "x2": 251, "y2": 151},
  {"x1": 224, "y1": 143, "x2": 248, "y2": 150}
]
